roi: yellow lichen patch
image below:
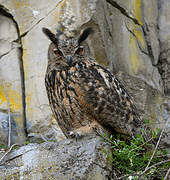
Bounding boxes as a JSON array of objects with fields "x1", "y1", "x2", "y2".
[
  {"x1": 133, "y1": 0, "x2": 143, "y2": 26},
  {"x1": 129, "y1": 0, "x2": 145, "y2": 74},
  {"x1": 0, "y1": 81, "x2": 22, "y2": 112},
  {"x1": 129, "y1": 35, "x2": 143, "y2": 74},
  {"x1": 154, "y1": 96, "x2": 163, "y2": 119},
  {"x1": 133, "y1": 28, "x2": 145, "y2": 49},
  {"x1": 147, "y1": 93, "x2": 163, "y2": 126},
  {"x1": 14, "y1": 115, "x2": 23, "y2": 126},
  {"x1": 11, "y1": 0, "x2": 29, "y2": 9},
  {"x1": 148, "y1": 7, "x2": 152, "y2": 14},
  {"x1": 102, "y1": 59, "x2": 108, "y2": 67},
  {"x1": 25, "y1": 94, "x2": 31, "y2": 114},
  {"x1": 95, "y1": 54, "x2": 108, "y2": 67},
  {"x1": 57, "y1": 0, "x2": 67, "y2": 22}
]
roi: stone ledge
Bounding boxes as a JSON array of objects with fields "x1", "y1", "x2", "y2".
[{"x1": 0, "y1": 135, "x2": 111, "y2": 180}]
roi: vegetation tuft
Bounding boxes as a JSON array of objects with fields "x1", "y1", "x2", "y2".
[{"x1": 102, "y1": 123, "x2": 170, "y2": 179}]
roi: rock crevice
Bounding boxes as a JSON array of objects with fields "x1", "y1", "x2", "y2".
[{"x1": 0, "y1": 5, "x2": 27, "y2": 144}]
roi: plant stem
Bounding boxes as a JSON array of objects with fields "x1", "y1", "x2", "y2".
[
  {"x1": 2, "y1": 81, "x2": 11, "y2": 147},
  {"x1": 145, "y1": 118, "x2": 169, "y2": 170},
  {"x1": 164, "y1": 168, "x2": 170, "y2": 180},
  {"x1": 140, "y1": 159, "x2": 170, "y2": 177},
  {"x1": 0, "y1": 144, "x2": 19, "y2": 165}
]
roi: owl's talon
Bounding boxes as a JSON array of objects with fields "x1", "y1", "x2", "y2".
[
  {"x1": 69, "y1": 131, "x2": 75, "y2": 137},
  {"x1": 69, "y1": 131, "x2": 81, "y2": 141}
]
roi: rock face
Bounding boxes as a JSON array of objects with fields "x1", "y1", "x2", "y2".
[
  {"x1": 0, "y1": 112, "x2": 18, "y2": 145},
  {"x1": 0, "y1": 0, "x2": 170, "y2": 178},
  {"x1": 0, "y1": 135, "x2": 111, "y2": 180},
  {"x1": 0, "y1": 6, "x2": 26, "y2": 145},
  {"x1": 158, "y1": 0, "x2": 170, "y2": 95},
  {"x1": 0, "y1": 0, "x2": 169, "y2": 145}
]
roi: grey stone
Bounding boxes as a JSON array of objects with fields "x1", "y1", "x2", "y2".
[
  {"x1": 0, "y1": 112, "x2": 18, "y2": 146},
  {"x1": 0, "y1": 1, "x2": 169, "y2": 178},
  {"x1": 0, "y1": 1, "x2": 64, "y2": 140},
  {"x1": 161, "y1": 98, "x2": 170, "y2": 152},
  {"x1": 117, "y1": 71, "x2": 164, "y2": 122},
  {"x1": 142, "y1": 0, "x2": 160, "y2": 65},
  {"x1": 0, "y1": 135, "x2": 111, "y2": 180},
  {"x1": 117, "y1": 71, "x2": 170, "y2": 148},
  {"x1": 0, "y1": 0, "x2": 169, "y2": 145},
  {"x1": 0, "y1": 10, "x2": 26, "y2": 144},
  {"x1": 158, "y1": 0, "x2": 170, "y2": 95}
]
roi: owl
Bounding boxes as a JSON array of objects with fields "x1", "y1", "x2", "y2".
[{"x1": 42, "y1": 27, "x2": 143, "y2": 139}]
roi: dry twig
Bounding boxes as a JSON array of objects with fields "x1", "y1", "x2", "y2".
[
  {"x1": 140, "y1": 159, "x2": 170, "y2": 177},
  {"x1": 0, "y1": 144, "x2": 19, "y2": 165},
  {"x1": 118, "y1": 159, "x2": 170, "y2": 179},
  {"x1": 164, "y1": 168, "x2": 170, "y2": 180},
  {"x1": 145, "y1": 118, "x2": 169, "y2": 170},
  {"x1": 2, "y1": 81, "x2": 11, "y2": 147}
]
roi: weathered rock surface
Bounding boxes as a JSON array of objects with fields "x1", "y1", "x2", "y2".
[
  {"x1": 0, "y1": 2, "x2": 65, "y2": 143},
  {"x1": 0, "y1": 135, "x2": 111, "y2": 180},
  {"x1": 0, "y1": 0, "x2": 169, "y2": 146},
  {"x1": 116, "y1": 71, "x2": 170, "y2": 149},
  {"x1": 0, "y1": 112, "x2": 18, "y2": 145},
  {"x1": 0, "y1": 7, "x2": 26, "y2": 145},
  {"x1": 158, "y1": 0, "x2": 170, "y2": 95},
  {"x1": 0, "y1": 0, "x2": 170, "y2": 178}
]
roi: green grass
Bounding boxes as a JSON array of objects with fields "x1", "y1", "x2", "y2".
[{"x1": 102, "y1": 128, "x2": 169, "y2": 179}]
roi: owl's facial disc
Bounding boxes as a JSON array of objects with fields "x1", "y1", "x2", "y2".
[
  {"x1": 42, "y1": 27, "x2": 93, "y2": 66},
  {"x1": 56, "y1": 38, "x2": 80, "y2": 65},
  {"x1": 65, "y1": 46, "x2": 84, "y2": 65}
]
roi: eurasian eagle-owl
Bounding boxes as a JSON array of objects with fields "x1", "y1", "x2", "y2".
[{"x1": 42, "y1": 27, "x2": 142, "y2": 138}]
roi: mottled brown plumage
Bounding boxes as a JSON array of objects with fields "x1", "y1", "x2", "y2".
[{"x1": 42, "y1": 27, "x2": 142, "y2": 138}]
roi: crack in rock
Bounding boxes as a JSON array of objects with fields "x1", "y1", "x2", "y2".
[
  {"x1": 0, "y1": 5, "x2": 28, "y2": 138},
  {"x1": 125, "y1": 21, "x2": 149, "y2": 56},
  {"x1": 106, "y1": 0, "x2": 142, "y2": 26},
  {"x1": 0, "y1": 41, "x2": 21, "y2": 60},
  {"x1": 14, "y1": 0, "x2": 62, "y2": 42},
  {"x1": 106, "y1": 0, "x2": 157, "y2": 68},
  {"x1": 141, "y1": 22, "x2": 155, "y2": 65}
]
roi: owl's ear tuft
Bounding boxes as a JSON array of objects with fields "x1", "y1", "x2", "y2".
[
  {"x1": 78, "y1": 27, "x2": 94, "y2": 44},
  {"x1": 42, "y1": 28, "x2": 58, "y2": 45}
]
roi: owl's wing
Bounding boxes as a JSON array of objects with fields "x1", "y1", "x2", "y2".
[{"x1": 77, "y1": 61, "x2": 142, "y2": 136}]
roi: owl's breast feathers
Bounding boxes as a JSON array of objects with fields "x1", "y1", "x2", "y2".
[{"x1": 45, "y1": 59, "x2": 142, "y2": 137}]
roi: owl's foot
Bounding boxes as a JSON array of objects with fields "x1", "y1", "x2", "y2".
[
  {"x1": 68, "y1": 121, "x2": 104, "y2": 141},
  {"x1": 68, "y1": 125, "x2": 93, "y2": 141},
  {"x1": 69, "y1": 131, "x2": 82, "y2": 141}
]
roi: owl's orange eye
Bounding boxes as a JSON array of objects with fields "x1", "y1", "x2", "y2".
[
  {"x1": 75, "y1": 47, "x2": 84, "y2": 55},
  {"x1": 53, "y1": 49, "x2": 63, "y2": 56}
]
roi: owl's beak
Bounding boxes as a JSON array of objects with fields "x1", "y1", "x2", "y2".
[{"x1": 67, "y1": 55, "x2": 72, "y2": 65}]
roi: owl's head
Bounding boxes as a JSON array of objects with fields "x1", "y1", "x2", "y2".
[{"x1": 42, "y1": 27, "x2": 93, "y2": 67}]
